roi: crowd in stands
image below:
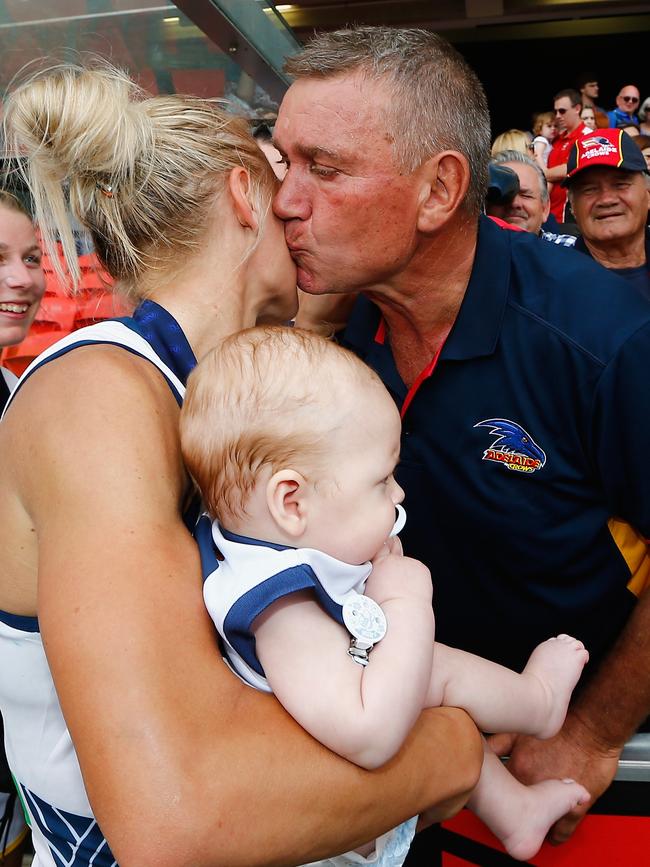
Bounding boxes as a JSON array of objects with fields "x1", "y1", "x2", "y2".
[{"x1": 489, "y1": 76, "x2": 650, "y2": 299}]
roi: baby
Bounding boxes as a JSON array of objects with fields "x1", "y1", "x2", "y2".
[
  {"x1": 180, "y1": 326, "x2": 590, "y2": 865},
  {"x1": 531, "y1": 111, "x2": 557, "y2": 169}
]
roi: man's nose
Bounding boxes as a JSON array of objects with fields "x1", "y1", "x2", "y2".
[{"x1": 273, "y1": 171, "x2": 311, "y2": 222}]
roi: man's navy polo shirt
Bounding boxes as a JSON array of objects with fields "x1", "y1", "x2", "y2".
[{"x1": 343, "y1": 215, "x2": 650, "y2": 673}]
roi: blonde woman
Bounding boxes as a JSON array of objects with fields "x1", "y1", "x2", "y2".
[
  {"x1": 0, "y1": 65, "x2": 480, "y2": 867},
  {"x1": 490, "y1": 128, "x2": 531, "y2": 157}
]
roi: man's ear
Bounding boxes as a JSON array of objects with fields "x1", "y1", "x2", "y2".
[
  {"x1": 266, "y1": 469, "x2": 308, "y2": 538},
  {"x1": 416, "y1": 151, "x2": 471, "y2": 233},
  {"x1": 227, "y1": 165, "x2": 259, "y2": 232}
]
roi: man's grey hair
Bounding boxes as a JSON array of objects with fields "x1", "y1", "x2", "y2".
[
  {"x1": 284, "y1": 27, "x2": 491, "y2": 216},
  {"x1": 490, "y1": 149, "x2": 549, "y2": 204}
]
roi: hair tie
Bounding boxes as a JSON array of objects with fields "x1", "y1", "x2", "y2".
[{"x1": 96, "y1": 181, "x2": 114, "y2": 198}]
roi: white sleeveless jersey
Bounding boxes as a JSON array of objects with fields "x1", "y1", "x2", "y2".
[
  {"x1": 202, "y1": 521, "x2": 371, "y2": 692},
  {"x1": 0, "y1": 313, "x2": 189, "y2": 867}
]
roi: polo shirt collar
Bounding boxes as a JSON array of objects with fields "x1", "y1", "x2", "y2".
[
  {"x1": 342, "y1": 215, "x2": 511, "y2": 399},
  {"x1": 440, "y1": 214, "x2": 510, "y2": 360}
]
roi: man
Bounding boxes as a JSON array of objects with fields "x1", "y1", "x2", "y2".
[
  {"x1": 565, "y1": 128, "x2": 650, "y2": 299},
  {"x1": 577, "y1": 75, "x2": 608, "y2": 128},
  {"x1": 607, "y1": 85, "x2": 641, "y2": 129},
  {"x1": 487, "y1": 150, "x2": 550, "y2": 234},
  {"x1": 547, "y1": 89, "x2": 592, "y2": 221},
  {"x1": 274, "y1": 26, "x2": 650, "y2": 852}
]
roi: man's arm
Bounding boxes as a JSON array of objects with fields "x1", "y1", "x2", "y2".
[
  {"x1": 544, "y1": 164, "x2": 567, "y2": 183},
  {"x1": 17, "y1": 348, "x2": 482, "y2": 867}
]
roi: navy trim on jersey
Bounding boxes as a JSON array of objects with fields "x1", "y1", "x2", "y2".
[
  {"x1": 21, "y1": 783, "x2": 116, "y2": 867},
  {"x1": 220, "y1": 527, "x2": 294, "y2": 552},
  {"x1": 116, "y1": 299, "x2": 197, "y2": 391},
  {"x1": 0, "y1": 610, "x2": 39, "y2": 632},
  {"x1": 223, "y1": 563, "x2": 343, "y2": 676},
  {"x1": 195, "y1": 514, "x2": 221, "y2": 584},
  {"x1": 15, "y1": 339, "x2": 188, "y2": 406}
]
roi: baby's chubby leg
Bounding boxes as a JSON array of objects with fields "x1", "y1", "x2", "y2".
[
  {"x1": 426, "y1": 636, "x2": 588, "y2": 738},
  {"x1": 468, "y1": 740, "x2": 589, "y2": 861}
]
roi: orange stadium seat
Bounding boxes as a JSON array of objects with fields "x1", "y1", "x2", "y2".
[{"x1": 0, "y1": 331, "x2": 64, "y2": 377}]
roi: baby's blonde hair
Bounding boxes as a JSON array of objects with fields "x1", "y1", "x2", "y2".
[
  {"x1": 3, "y1": 62, "x2": 277, "y2": 299},
  {"x1": 180, "y1": 326, "x2": 384, "y2": 523}
]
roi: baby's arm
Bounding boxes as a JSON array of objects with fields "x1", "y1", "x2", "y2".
[{"x1": 254, "y1": 551, "x2": 435, "y2": 770}]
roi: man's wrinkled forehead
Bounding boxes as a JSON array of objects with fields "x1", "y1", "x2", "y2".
[{"x1": 274, "y1": 74, "x2": 391, "y2": 162}]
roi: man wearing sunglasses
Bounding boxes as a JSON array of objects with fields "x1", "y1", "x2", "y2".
[
  {"x1": 607, "y1": 85, "x2": 641, "y2": 130},
  {"x1": 546, "y1": 88, "x2": 592, "y2": 221}
]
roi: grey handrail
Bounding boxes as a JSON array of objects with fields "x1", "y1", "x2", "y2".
[{"x1": 616, "y1": 733, "x2": 650, "y2": 782}]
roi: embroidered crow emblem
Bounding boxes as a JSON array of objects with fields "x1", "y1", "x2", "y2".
[{"x1": 474, "y1": 419, "x2": 546, "y2": 474}]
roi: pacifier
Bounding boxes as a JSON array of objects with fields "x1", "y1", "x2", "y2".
[{"x1": 389, "y1": 503, "x2": 407, "y2": 537}]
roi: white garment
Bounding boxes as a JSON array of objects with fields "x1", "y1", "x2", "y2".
[
  {"x1": 203, "y1": 522, "x2": 417, "y2": 867},
  {"x1": 0, "y1": 320, "x2": 186, "y2": 867},
  {"x1": 533, "y1": 134, "x2": 552, "y2": 167}
]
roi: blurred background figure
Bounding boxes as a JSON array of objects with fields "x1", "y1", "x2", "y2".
[
  {"x1": 491, "y1": 129, "x2": 531, "y2": 156},
  {"x1": 547, "y1": 88, "x2": 592, "y2": 222},
  {"x1": 581, "y1": 106, "x2": 596, "y2": 130},
  {"x1": 634, "y1": 134, "x2": 650, "y2": 170},
  {"x1": 608, "y1": 85, "x2": 641, "y2": 129},
  {"x1": 0, "y1": 188, "x2": 44, "y2": 867},
  {"x1": 531, "y1": 111, "x2": 556, "y2": 169},
  {"x1": 639, "y1": 97, "x2": 650, "y2": 135},
  {"x1": 577, "y1": 74, "x2": 608, "y2": 128},
  {"x1": 487, "y1": 150, "x2": 550, "y2": 235},
  {"x1": 252, "y1": 121, "x2": 286, "y2": 180},
  {"x1": 623, "y1": 124, "x2": 640, "y2": 138}
]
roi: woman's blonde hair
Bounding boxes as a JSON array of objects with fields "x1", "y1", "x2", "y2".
[
  {"x1": 3, "y1": 63, "x2": 277, "y2": 299},
  {"x1": 0, "y1": 189, "x2": 29, "y2": 219},
  {"x1": 180, "y1": 326, "x2": 383, "y2": 524},
  {"x1": 490, "y1": 129, "x2": 531, "y2": 157}
]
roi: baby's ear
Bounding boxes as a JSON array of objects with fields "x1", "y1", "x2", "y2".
[{"x1": 266, "y1": 469, "x2": 308, "y2": 538}]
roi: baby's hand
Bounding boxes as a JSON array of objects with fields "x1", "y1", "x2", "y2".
[
  {"x1": 365, "y1": 549, "x2": 432, "y2": 606},
  {"x1": 371, "y1": 535, "x2": 403, "y2": 566}
]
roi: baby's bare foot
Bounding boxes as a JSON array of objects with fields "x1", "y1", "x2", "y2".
[
  {"x1": 523, "y1": 635, "x2": 589, "y2": 739},
  {"x1": 502, "y1": 778, "x2": 590, "y2": 862}
]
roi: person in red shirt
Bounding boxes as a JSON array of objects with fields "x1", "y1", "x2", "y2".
[{"x1": 546, "y1": 89, "x2": 592, "y2": 221}]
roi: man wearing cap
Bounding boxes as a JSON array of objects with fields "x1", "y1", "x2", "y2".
[
  {"x1": 546, "y1": 88, "x2": 592, "y2": 221},
  {"x1": 565, "y1": 128, "x2": 650, "y2": 299},
  {"x1": 487, "y1": 150, "x2": 550, "y2": 235},
  {"x1": 607, "y1": 85, "x2": 641, "y2": 130}
]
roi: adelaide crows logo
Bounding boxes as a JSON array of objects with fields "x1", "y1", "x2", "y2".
[{"x1": 474, "y1": 419, "x2": 546, "y2": 474}]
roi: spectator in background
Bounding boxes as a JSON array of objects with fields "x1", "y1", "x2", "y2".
[
  {"x1": 577, "y1": 75, "x2": 608, "y2": 127},
  {"x1": 639, "y1": 97, "x2": 650, "y2": 135},
  {"x1": 581, "y1": 106, "x2": 596, "y2": 130},
  {"x1": 491, "y1": 129, "x2": 531, "y2": 157},
  {"x1": 607, "y1": 85, "x2": 641, "y2": 129},
  {"x1": 0, "y1": 188, "x2": 45, "y2": 867},
  {"x1": 531, "y1": 111, "x2": 556, "y2": 168},
  {"x1": 622, "y1": 124, "x2": 640, "y2": 138},
  {"x1": 547, "y1": 88, "x2": 592, "y2": 222},
  {"x1": 633, "y1": 134, "x2": 650, "y2": 170},
  {"x1": 487, "y1": 150, "x2": 549, "y2": 235},
  {"x1": 252, "y1": 121, "x2": 287, "y2": 180},
  {"x1": 565, "y1": 129, "x2": 650, "y2": 299}
]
